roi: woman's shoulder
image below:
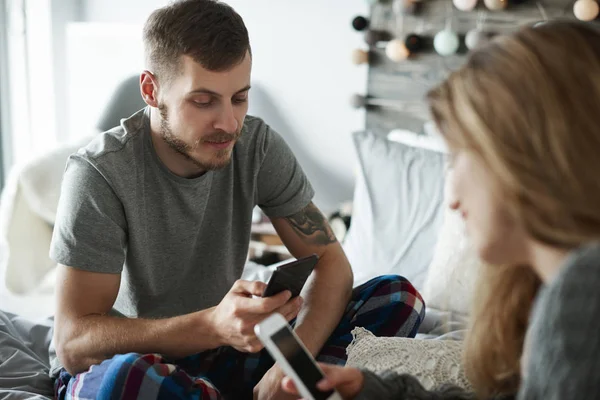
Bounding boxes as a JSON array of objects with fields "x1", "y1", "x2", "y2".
[
  {"x1": 550, "y1": 242, "x2": 600, "y2": 299},
  {"x1": 518, "y1": 242, "x2": 600, "y2": 399},
  {"x1": 538, "y1": 241, "x2": 600, "y2": 336}
]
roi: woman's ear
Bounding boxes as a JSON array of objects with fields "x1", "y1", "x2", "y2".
[{"x1": 140, "y1": 70, "x2": 159, "y2": 107}]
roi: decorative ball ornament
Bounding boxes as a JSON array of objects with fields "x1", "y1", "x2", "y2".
[
  {"x1": 352, "y1": 49, "x2": 370, "y2": 65},
  {"x1": 352, "y1": 16, "x2": 369, "y2": 31},
  {"x1": 573, "y1": 0, "x2": 599, "y2": 21},
  {"x1": 465, "y1": 29, "x2": 489, "y2": 50},
  {"x1": 434, "y1": 29, "x2": 460, "y2": 56},
  {"x1": 386, "y1": 39, "x2": 410, "y2": 62},
  {"x1": 453, "y1": 0, "x2": 478, "y2": 11},
  {"x1": 484, "y1": 0, "x2": 508, "y2": 10},
  {"x1": 404, "y1": 34, "x2": 424, "y2": 53}
]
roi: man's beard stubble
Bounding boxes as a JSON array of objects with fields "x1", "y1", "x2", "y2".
[{"x1": 158, "y1": 103, "x2": 242, "y2": 172}]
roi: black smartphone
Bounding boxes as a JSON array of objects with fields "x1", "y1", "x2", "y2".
[{"x1": 262, "y1": 254, "x2": 319, "y2": 298}]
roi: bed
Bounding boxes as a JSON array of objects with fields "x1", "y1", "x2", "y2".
[
  {"x1": 0, "y1": 311, "x2": 54, "y2": 399},
  {"x1": 0, "y1": 125, "x2": 477, "y2": 395},
  {"x1": 335, "y1": 127, "x2": 479, "y2": 389}
]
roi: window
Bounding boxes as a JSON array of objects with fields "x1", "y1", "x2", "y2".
[
  {"x1": 3, "y1": 0, "x2": 57, "y2": 168},
  {"x1": 0, "y1": 0, "x2": 11, "y2": 185}
]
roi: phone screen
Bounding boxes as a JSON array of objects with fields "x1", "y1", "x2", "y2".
[
  {"x1": 262, "y1": 254, "x2": 318, "y2": 298},
  {"x1": 271, "y1": 326, "x2": 335, "y2": 400}
]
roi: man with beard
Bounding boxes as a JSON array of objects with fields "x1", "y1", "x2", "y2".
[{"x1": 48, "y1": 1, "x2": 425, "y2": 399}]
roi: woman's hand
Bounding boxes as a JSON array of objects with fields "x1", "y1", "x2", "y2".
[{"x1": 281, "y1": 363, "x2": 364, "y2": 399}]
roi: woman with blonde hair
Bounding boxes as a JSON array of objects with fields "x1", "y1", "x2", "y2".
[{"x1": 282, "y1": 19, "x2": 600, "y2": 399}]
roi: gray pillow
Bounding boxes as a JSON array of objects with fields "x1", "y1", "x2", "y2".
[{"x1": 343, "y1": 130, "x2": 446, "y2": 291}]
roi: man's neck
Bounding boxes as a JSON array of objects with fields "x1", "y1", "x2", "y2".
[{"x1": 149, "y1": 108, "x2": 206, "y2": 178}]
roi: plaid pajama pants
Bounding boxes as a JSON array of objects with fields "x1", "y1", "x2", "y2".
[{"x1": 54, "y1": 275, "x2": 425, "y2": 400}]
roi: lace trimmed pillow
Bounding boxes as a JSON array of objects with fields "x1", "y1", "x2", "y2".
[{"x1": 346, "y1": 327, "x2": 472, "y2": 391}]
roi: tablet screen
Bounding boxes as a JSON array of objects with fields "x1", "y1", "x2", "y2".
[{"x1": 271, "y1": 325, "x2": 334, "y2": 400}]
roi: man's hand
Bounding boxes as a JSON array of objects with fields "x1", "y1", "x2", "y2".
[
  {"x1": 209, "y1": 280, "x2": 303, "y2": 353},
  {"x1": 254, "y1": 365, "x2": 296, "y2": 400}
]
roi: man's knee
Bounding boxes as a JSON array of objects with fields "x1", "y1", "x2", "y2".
[
  {"x1": 67, "y1": 353, "x2": 165, "y2": 398},
  {"x1": 70, "y1": 353, "x2": 151, "y2": 398},
  {"x1": 357, "y1": 274, "x2": 425, "y2": 304},
  {"x1": 62, "y1": 353, "x2": 221, "y2": 399},
  {"x1": 353, "y1": 275, "x2": 426, "y2": 336}
]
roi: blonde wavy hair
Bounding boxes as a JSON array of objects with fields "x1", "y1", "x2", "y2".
[{"x1": 427, "y1": 21, "x2": 600, "y2": 398}]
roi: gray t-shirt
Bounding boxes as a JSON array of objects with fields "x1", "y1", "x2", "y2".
[{"x1": 48, "y1": 107, "x2": 314, "y2": 375}]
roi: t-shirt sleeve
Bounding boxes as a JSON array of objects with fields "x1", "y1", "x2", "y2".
[
  {"x1": 49, "y1": 154, "x2": 127, "y2": 273},
  {"x1": 518, "y1": 246, "x2": 600, "y2": 400},
  {"x1": 255, "y1": 125, "x2": 314, "y2": 218}
]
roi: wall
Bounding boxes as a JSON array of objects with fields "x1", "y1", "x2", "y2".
[
  {"x1": 78, "y1": 0, "x2": 370, "y2": 214},
  {"x1": 50, "y1": 0, "x2": 82, "y2": 143},
  {"x1": 364, "y1": 0, "x2": 578, "y2": 136}
]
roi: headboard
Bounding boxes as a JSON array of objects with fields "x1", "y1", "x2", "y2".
[{"x1": 361, "y1": 0, "x2": 584, "y2": 135}]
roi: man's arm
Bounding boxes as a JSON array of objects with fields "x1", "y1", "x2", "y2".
[
  {"x1": 53, "y1": 264, "x2": 219, "y2": 375},
  {"x1": 270, "y1": 201, "x2": 354, "y2": 356},
  {"x1": 54, "y1": 264, "x2": 299, "y2": 375}
]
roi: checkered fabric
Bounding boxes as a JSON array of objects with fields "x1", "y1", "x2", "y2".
[{"x1": 54, "y1": 275, "x2": 425, "y2": 399}]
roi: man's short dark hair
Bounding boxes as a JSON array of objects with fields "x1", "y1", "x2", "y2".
[{"x1": 143, "y1": 0, "x2": 251, "y2": 82}]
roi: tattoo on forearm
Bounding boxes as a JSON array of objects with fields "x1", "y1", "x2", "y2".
[{"x1": 286, "y1": 202, "x2": 337, "y2": 246}]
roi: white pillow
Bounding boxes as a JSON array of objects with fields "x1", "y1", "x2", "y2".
[
  {"x1": 343, "y1": 130, "x2": 447, "y2": 291},
  {"x1": 421, "y1": 172, "x2": 481, "y2": 316},
  {"x1": 0, "y1": 167, "x2": 55, "y2": 295},
  {"x1": 387, "y1": 128, "x2": 447, "y2": 153},
  {"x1": 346, "y1": 327, "x2": 472, "y2": 391},
  {"x1": 0, "y1": 135, "x2": 94, "y2": 295},
  {"x1": 19, "y1": 134, "x2": 95, "y2": 225}
]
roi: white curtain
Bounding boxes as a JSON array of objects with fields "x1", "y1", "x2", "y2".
[
  {"x1": 0, "y1": 0, "x2": 12, "y2": 184},
  {"x1": 4, "y1": 0, "x2": 57, "y2": 169}
]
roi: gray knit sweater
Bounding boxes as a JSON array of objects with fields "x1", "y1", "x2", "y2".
[{"x1": 355, "y1": 243, "x2": 600, "y2": 400}]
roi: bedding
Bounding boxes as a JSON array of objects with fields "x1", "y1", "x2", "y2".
[
  {"x1": 0, "y1": 310, "x2": 53, "y2": 399},
  {"x1": 0, "y1": 271, "x2": 466, "y2": 398},
  {"x1": 0, "y1": 168, "x2": 55, "y2": 296},
  {"x1": 346, "y1": 326, "x2": 472, "y2": 391},
  {"x1": 0, "y1": 126, "x2": 472, "y2": 396},
  {"x1": 343, "y1": 127, "x2": 480, "y2": 317},
  {"x1": 0, "y1": 135, "x2": 94, "y2": 297},
  {"x1": 421, "y1": 181, "x2": 480, "y2": 316},
  {"x1": 416, "y1": 307, "x2": 469, "y2": 341},
  {"x1": 0, "y1": 262, "x2": 274, "y2": 398},
  {"x1": 343, "y1": 130, "x2": 447, "y2": 291},
  {"x1": 0, "y1": 288, "x2": 55, "y2": 322}
]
